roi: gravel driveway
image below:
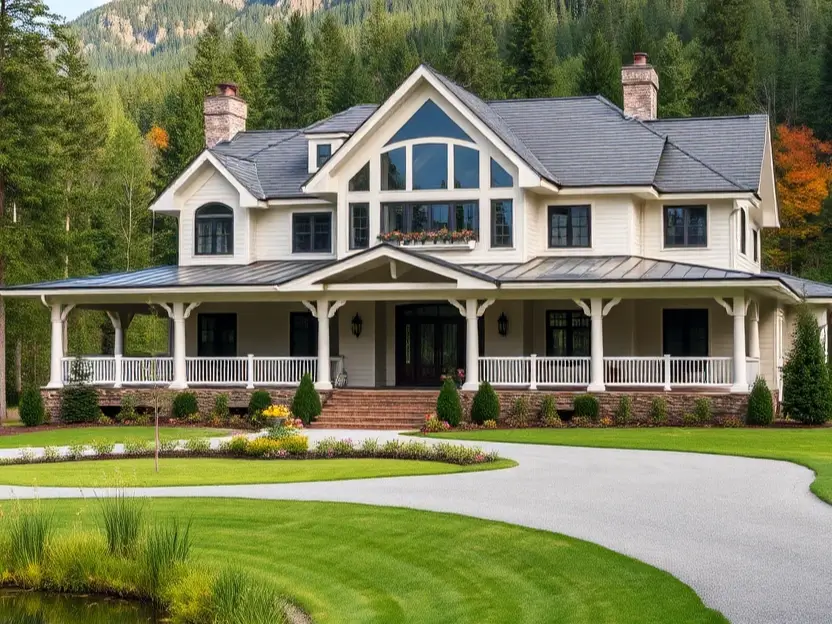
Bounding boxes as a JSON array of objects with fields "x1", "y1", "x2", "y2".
[{"x1": 1, "y1": 429, "x2": 829, "y2": 624}]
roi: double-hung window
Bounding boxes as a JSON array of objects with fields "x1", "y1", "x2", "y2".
[
  {"x1": 316, "y1": 143, "x2": 332, "y2": 168},
  {"x1": 292, "y1": 213, "x2": 332, "y2": 253},
  {"x1": 664, "y1": 205, "x2": 707, "y2": 248},
  {"x1": 548, "y1": 205, "x2": 590, "y2": 248},
  {"x1": 195, "y1": 204, "x2": 233, "y2": 255},
  {"x1": 350, "y1": 203, "x2": 370, "y2": 250},
  {"x1": 546, "y1": 311, "x2": 590, "y2": 357},
  {"x1": 491, "y1": 199, "x2": 513, "y2": 248}
]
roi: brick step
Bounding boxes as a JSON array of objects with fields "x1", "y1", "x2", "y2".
[
  {"x1": 323, "y1": 403, "x2": 436, "y2": 410},
  {"x1": 315, "y1": 413, "x2": 428, "y2": 421},
  {"x1": 309, "y1": 423, "x2": 419, "y2": 430}
]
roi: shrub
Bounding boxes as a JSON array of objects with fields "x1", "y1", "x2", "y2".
[
  {"x1": 278, "y1": 435, "x2": 309, "y2": 455},
  {"x1": 649, "y1": 396, "x2": 668, "y2": 425},
  {"x1": 539, "y1": 395, "x2": 558, "y2": 422},
  {"x1": 573, "y1": 394, "x2": 599, "y2": 421},
  {"x1": 99, "y1": 492, "x2": 144, "y2": 557},
  {"x1": 211, "y1": 567, "x2": 286, "y2": 624},
  {"x1": 90, "y1": 439, "x2": 115, "y2": 455},
  {"x1": 747, "y1": 376, "x2": 774, "y2": 426},
  {"x1": 721, "y1": 415, "x2": 744, "y2": 428},
  {"x1": 212, "y1": 394, "x2": 231, "y2": 421},
  {"x1": 436, "y1": 377, "x2": 462, "y2": 426},
  {"x1": 43, "y1": 446, "x2": 60, "y2": 461},
  {"x1": 98, "y1": 415, "x2": 114, "y2": 425},
  {"x1": 782, "y1": 305, "x2": 832, "y2": 424},
  {"x1": 141, "y1": 517, "x2": 192, "y2": 596},
  {"x1": 18, "y1": 387, "x2": 45, "y2": 427},
  {"x1": 117, "y1": 394, "x2": 138, "y2": 422},
  {"x1": 226, "y1": 435, "x2": 250, "y2": 455},
  {"x1": 185, "y1": 437, "x2": 211, "y2": 453},
  {"x1": 124, "y1": 439, "x2": 153, "y2": 455},
  {"x1": 504, "y1": 396, "x2": 532, "y2": 427},
  {"x1": 614, "y1": 396, "x2": 632, "y2": 426},
  {"x1": 134, "y1": 414, "x2": 151, "y2": 426},
  {"x1": 291, "y1": 374, "x2": 321, "y2": 425},
  {"x1": 692, "y1": 397, "x2": 712, "y2": 425},
  {"x1": 570, "y1": 416, "x2": 594, "y2": 428},
  {"x1": 160, "y1": 439, "x2": 179, "y2": 452},
  {"x1": 470, "y1": 381, "x2": 499, "y2": 424},
  {"x1": 421, "y1": 414, "x2": 451, "y2": 433},
  {"x1": 248, "y1": 390, "x2": 272, "y2": 420},
  {"x1": 59, "y1": 384, "x2": 99, "y2": 424},
  {"x1": 682, "y1": 412, "x2": 699, "y2": 426},
  {"x1": 67, "y1": 443, "x2": 88, "y2": 460},
  {"x1": 483, "y1": 419, "x2": 498, "y2": 429},
  {"x1": 172, "y1": 392, "x2": 199, "y2": 420},
  {"x1": 8, "y1": 505, "x2": 53, "y2": 566}
]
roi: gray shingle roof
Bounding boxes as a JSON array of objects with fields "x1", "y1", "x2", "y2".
[
  {"x1": 762, "y1": 271, "x2": 832, "y2": 299},
  {"x1": 203, "y1": 65, "x2": 767, "y2": 199}
]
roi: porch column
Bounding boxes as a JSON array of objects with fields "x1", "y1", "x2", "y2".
[
  {"x1": 47, "y1": 304, "x2": 65, "y2": 389},
  {"x1": 748, "y1": 301, "x2": 760, "y2": 360},
  {"x1": 463, "y1": 300, "x2": 479, "y2": 391},
  {"x1": 160, "y1": 302, "x2": 199, "y2": 390},
  {"x1": 731, "y1": 295, "x2": 748, "y2": 393},
  {"x1": 107, "y1": 312, "x2": 124, "y2": 388},
  {"x1": 588, "y1": 298, "x2": 605, "y2": 392},
  {"x1": 315, "y1": 299, "x2": 332, "y2": 390}
]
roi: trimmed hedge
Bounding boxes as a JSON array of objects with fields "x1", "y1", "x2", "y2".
[
  {"x1": 436, "y1": 377, "x2": 462, "y2": 426},
  {"x1": 247, "y1": 390, "x2": 272, "y2": 417},
  {"x1": 782, "y1": 306, "x2": 832, "y2": 424},
  {"x1": 573, "y1": 394, "x2": 599, "y2": 421},
  {"x1": 171, "y1": 392, "x2": 198, "y2": 419},
  {"x1": 747, "y1": 376, "x2": 774, "y2": 426},
  {"x1": 291, "y1": 374, "x2": 321, "y2": 424},
  {"x1": 470, "y1": 381, "x2": 499, "y2": 424},
  {"x1": 59, "y1": 384, "x2": 99, "y2": 424},
  {"x1": 19, "y1": 387, "x2": 46, "y2": 427}
]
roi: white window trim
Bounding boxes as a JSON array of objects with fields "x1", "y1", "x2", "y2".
[{"x1": 660, "y1": 203, "x2": 711, "y2": 251}]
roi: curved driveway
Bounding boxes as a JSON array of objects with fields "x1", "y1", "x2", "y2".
[{"x1": 2, "y1": 430, "x2": 831, "y2": 624}]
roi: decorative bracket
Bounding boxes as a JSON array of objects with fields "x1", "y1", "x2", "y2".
[
  {"x1": 60, "y1": 304, "x2": 76, "y2": 322},
  {"x1": 158, "y1": 302, "x2": 174, "y2": 318},
  {"x1": 301, "y1": 300, "x2": 318, "y2": 318},
  {"x1": 572, "y1": 299, "x2": 591, "y2": 316},
  {"x1": 602, "y1": 297, "x2": 622, "y2": 317},
  {"x1": 476, "y1": 299, "x2": 496, "y2": 317},
  {"x1": 448, "y1": 299, "x2": 466, "y2": 317},
  {"x1": 389, "y1": 259, "x2": 397, "y2": 280},
  {"x1": 106, "y1": 311, "x2": 121, "y2": 330},
  {"x1": 714, "y1": 297, "x2": 746, "y2": 317},
  {"x1": 328, "y1": 300, "x2": 347, "y2": 319},
  {"x1": 183, "y1": 302, "x2": 201, "y2": 319}
]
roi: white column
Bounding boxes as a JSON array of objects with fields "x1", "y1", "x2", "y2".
[
  {"x1": 170, "y1": 302, "x2": 188, "y2": 390},
  {"x1": 731, "y1": 295, "x2": 748, "y2": 393},
  {"x1": 462, "y1": 299, "x2": 479, "y2": 391},
  {"x1": 316, "y1": 299, "x2": 332, "y2": 390},
  {"x1": 47, "y1": 304, "x2": 65, "y2": 389},
  {"x1": 588, "y1": 297, "x2": 605, "y2": 392},
  {"x1": 748, "y1": 302, "x2": 760, "y2": 359}
]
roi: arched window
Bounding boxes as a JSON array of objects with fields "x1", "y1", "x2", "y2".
[{"x1": 195, "y1": 204, "x2": 234, "y2": 255}]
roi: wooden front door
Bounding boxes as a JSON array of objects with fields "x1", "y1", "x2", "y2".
[{"x1": 396, "y1": 303, "x2": 465, "y2": 387}]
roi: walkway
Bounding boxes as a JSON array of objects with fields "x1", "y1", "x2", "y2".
[{"x1": 1, "y1": 430, "x2": 830, "y2": 624}]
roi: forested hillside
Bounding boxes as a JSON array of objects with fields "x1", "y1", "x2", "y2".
[{"x1": 3, "y1": 0, "x2": 832, "y2": 414}]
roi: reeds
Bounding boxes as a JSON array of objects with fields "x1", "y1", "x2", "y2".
[
  {"x1": 98, "y1": 491, "x2": 144, "y2": 556},
  {"x1": 8, "y1": 504, "x2": 53, "y2": 567}
]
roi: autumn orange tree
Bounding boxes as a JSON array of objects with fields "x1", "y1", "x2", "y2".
[{"x1": 767, "y1": 124, "x2": 832, "y2": 273}]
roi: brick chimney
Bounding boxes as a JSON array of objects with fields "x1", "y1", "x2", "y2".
[
  {"x1": 621, "y1": 53, "x2": 659, "y2": 120},
  {"x1": 203, "y1": 83, "x2": 247, "y2": 148}
]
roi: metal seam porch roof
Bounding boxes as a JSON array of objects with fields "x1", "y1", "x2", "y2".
[{"x1": 5, "y1": 253, "x2": 832, "y2": 300}]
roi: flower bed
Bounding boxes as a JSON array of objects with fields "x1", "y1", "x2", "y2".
[{"x1": 377, "y1": 228, "x2": 477, "y2": 245}]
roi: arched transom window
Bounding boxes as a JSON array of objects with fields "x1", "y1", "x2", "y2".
[{"x1": 195, "y1": 203, "x2": 234, "y2": 255}]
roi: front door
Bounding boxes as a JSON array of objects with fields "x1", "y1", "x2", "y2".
[{"x1": 396, "y1": 303, "x2": 465, "y2": 386}]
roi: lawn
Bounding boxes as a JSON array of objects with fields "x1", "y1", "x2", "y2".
[
  {"x1": 0, "y1": 426, "x2": 230, "y2": 449},
  {"x1": 9, "y1": 498, "x2": 725, "y2": 624},
  {"x1": 425, "y1": 427, "x2": 832, "y2": 504},
  {"x1": 0, "y1": 457, "x2": 515, "y2": 487}
]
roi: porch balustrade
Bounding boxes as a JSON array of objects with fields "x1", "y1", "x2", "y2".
[{"x1": 60, "y1": 355, "x2": 344, "y2": 388}]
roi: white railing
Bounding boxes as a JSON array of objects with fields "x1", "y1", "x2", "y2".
[
  {"x1": 746, "y1": 357, "x2": 760, "y2": 383},
  {"x1": 479, "y1": 355, "x2": 734, "y2": 389},
  {"x1": 61, "y1": 355, "x2": 345, "y2": 388}
]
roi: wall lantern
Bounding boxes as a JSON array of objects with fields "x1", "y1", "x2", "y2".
[
  {"x1": 497, "y1": 312, "x2": 509, "y2": 337},
  {"x1": 351, "y1": 313, "x2": 363, "y2": 338}
]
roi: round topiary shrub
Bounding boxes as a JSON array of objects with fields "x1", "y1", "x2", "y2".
[
  {"x1": 573, "y1": 394, "x2": 599, "y2": 421},
  {"x1": 436, "y1": 377, "x2": 462, "y2": 427},
  {"x1": 171, "y1": 391, "x2": 199, "y2": 419},
  {"x1": 782, "y1": 306, "x2": 832, "y2": 425},
  {"x1": 291, "y1": 373, "x2": 321, "y2": 425},
  {"x1": 248, "y1": 390, "x2": 272, "y2": 418},
  {"x1": 19, "y1": 387, "x2": 45, "y2": 427},
  {"x1": 59, "y1": 384, "x2": 100, "y2": 424},
  {"x1": 470, "y1": 381, "x2": 499, "y2": 425},
  {"x1": 746, "y1": 376, "x2": 774, "y2": 426}
]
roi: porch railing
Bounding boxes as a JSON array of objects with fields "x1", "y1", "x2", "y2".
[
  {"x1": 480, "y1": 355, "x2": 734, "y2": 389},
  {"x1": 60, "y1": 355, "x2": 344, "y2": 388}
]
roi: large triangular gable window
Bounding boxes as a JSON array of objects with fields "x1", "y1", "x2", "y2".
[{"x1": 386, "y1": 99, "x2": 473, "y2": 145}]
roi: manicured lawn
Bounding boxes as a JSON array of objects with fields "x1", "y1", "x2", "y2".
[
  {"x1": 0, "y1": 426, "x2": 230, "y2": 449},
  {"x1": 425, "y1": 427, "x2": 832, "y2": 504},
  {"x1": 13, "y1": 498, "x2": 725, "y2": 624},
  {"x1": 0, "y1": 457, "x2": 515, "y2": 487}
]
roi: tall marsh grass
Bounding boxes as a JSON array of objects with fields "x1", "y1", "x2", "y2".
[
  {"x1": 8, "y1": 504, "x2": 53, "y2": 567},
  {"x1": 141, "y1": 517, "x2": 192, "y2": 596},
  {"x1": 98, "y1": 491, "x2": 145, "y2": 556},
  {"x1": 211, "y1": 567, "x2": 288, "y2": 624}
]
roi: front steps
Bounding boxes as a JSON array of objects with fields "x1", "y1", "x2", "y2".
[{"x1": 310, "y1": 389, "x2": 439, "y2": 429}]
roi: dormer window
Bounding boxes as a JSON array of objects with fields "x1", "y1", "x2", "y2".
[
  {"x1": 316, "y1": 143, "x2": 332, "y2": 168},
  {"x1": 195, "y1": 203, "x2": 233, "y2": 255}
]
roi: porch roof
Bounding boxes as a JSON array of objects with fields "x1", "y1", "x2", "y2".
[{"x1": 4, "y1": 250, "x2": 832, "y2": 301}]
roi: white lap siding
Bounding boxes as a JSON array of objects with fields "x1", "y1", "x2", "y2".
[
  {"x1": 338, "y1": 301, "x2": 376, "y2": 387},
  {"x1": 633, "y1": 299, "x2": 733, "y2": 357}
]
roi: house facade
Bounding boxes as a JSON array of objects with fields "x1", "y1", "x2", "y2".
[{"x1": 5, "y1": 56, "x2": 832, "y2": 401}]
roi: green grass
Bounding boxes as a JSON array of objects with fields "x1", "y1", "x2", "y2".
[
  {"x1": 7, "y1": 498, "x2": 725, "y2": 624},
  {"x1": 0, "y1": 457, "x2": 516, "y2": 487},
  {"x1": 0, "y1": 426, "x2": 230, "y2": 449},
  {"x1": 425, "y1": 427, "x2": 832, "y2": 504}
]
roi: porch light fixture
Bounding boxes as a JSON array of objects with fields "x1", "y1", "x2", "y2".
[
  {"x1": 351, "y1": 313, "x2": 363, "y2": 338},
  {"x1": 497, "y1": 312, "x2": 509, "y2": 337}
]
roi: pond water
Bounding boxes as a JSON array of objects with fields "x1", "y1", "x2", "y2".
[{"x1": 0, "y1": 588, "x2": 161, "y2": 623}]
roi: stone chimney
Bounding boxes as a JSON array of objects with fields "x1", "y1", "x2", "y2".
[
  {"x1": 621, "y1": 53, "x2": 659, "y2": 120},
  {"x1": 203, "y1": 83, "x2": 247, "y2": 148}
]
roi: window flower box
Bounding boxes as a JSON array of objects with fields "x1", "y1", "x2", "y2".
[{"x1": 378, "y1": 229, "x2": 478, "y2": 250}]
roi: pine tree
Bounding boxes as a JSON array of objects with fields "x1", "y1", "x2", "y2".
[
  {"x1": 782, "y1": 306, "x2": 832, "y2": 425},
  {"x1": 693, "y1": 0, "x2": 756, "y2": 116},
  {"x1": 813, "y1": 21, "x2": 832, "y2": 140},
  {"x1": 654, "y1": 32, "x2": 694, "y2": 118},
  {"x1": 446, "y1": 0, "x2": 502, "y2": 99},
  {"x1": 622, "y1": 13, "x2": 650, "y2": 63},
  {"x1": 578, "y1": 30, "x2": 621, "y2": 106},
  {"x1": 271, "y1": 11, "x2": 316, "y2": 128},
  {"x1": 312, "y1": 12, "x2": 350, "y2": 120},
  {"x1": 360, "y1": 0, "x2": 419, "y2": 103},
  {"x1": 231, "y1": 32, "x2": 265, "y2": 130},
  {"x1": 504, "y1": 0, "x2": 556, "y2": 99},
  {"x1": 262, "y1": 21, "x2": 287, "y2": 129}
]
